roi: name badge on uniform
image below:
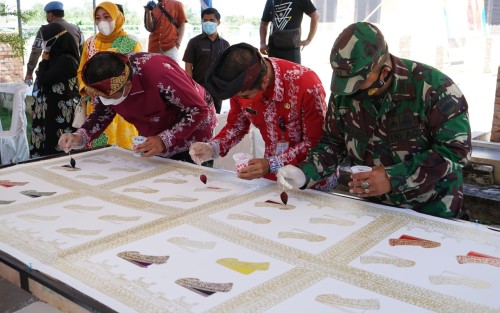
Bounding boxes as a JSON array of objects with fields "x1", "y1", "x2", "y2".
[
  {"x1": 245, "y1": 107, "x2": 257, "y2": 115},
  {"x1": 276, "y1": 141, "x2": 289, "y2": 155}
]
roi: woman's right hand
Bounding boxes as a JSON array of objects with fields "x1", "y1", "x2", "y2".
[
  {"x1": 58, "y1": 133, "x2": 85, "y2": 153},
  {"x1": 189, "y1": 142, "x2": 215, "y2": 165}
]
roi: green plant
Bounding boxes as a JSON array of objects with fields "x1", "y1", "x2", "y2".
[{"x1": 0, "y1": 2, "x2": 36, "y2": 58}]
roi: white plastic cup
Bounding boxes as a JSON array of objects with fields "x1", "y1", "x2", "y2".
[
  {"x1": 351, "y1": 165, "x2": 372, "y2": 173},
  {"x1": 232, "y1": 152, "x2": 252, "y2": 173},
  {"x1": 132, "y1": 136, "x2": 147, "y2": 156}
]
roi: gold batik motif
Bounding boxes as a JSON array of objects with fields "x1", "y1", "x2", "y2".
[
  {"x1": 315, "y1": 294, "x2": 380, "y2": 310},
  {"x1": 227, "y1": 211, "x2": 271, "y2": 224},
  {"x1": 278, "y1": 228, "x2": 326, "y2": 242},
  {"x1": 360, "y1": 251, "x2": 416, "y2": 267},
  {"x1": 428, "y1": 271, "x2": 491, "y2": 289}
]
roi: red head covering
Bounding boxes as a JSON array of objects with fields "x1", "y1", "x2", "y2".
[{"x1": 82, "y1": 51, "x2": 130, "y2": 97}]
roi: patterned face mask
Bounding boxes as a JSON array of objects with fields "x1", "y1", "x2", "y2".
[{"x1": 41, "y1": 29, "x2": 68, "y2": 52}]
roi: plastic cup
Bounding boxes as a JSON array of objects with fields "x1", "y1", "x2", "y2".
[
  {"x1": 337, "y1": 163, "x2": 353, "y2": 186},
  {"x1": 132, "y1": 136, "x2": 147, "y2": 156},
  {"x1": 232, "y1": 152, "x2": 252, "y2": 173},
  {"x1": 351, "y1": 165, "x2": 372, "y2": 173}
]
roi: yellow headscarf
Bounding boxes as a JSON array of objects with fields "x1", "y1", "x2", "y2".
[{"x1": 94, "y1": 1, "x2": 127, "y2": 44}]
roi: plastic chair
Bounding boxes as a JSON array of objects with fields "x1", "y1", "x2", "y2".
[{"x1": 0, "y1": 82, "x2": 29, "y2": 165}]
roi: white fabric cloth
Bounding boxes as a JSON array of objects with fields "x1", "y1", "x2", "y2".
[{"x1": 0, "y1": 83, "x2": 29, "y2": 165}]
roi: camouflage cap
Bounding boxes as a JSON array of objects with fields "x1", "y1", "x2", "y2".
[{"x1": 330, "y1": 22, "x2": 388, "y2": 95}]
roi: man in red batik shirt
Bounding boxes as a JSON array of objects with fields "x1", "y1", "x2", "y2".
[{"x1": 189, "y1": 43, "x2": 326, "y2": 181}]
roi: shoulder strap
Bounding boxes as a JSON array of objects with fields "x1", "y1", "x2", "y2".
[{"x1": 158, "y1": 4, "x2": 179, "y2": 29}]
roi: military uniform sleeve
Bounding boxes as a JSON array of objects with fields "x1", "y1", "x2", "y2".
[
  {"x1": 297, "y1": 94, "x2": 348, "y2": 186},
  {"x1": 26, "y1": 29, "x2": 43, "y2": 77},
  {"x1": 384, "y1": 83, "x2": 471, "y2": 199}
]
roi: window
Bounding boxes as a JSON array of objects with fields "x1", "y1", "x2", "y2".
[{"x1": 355, "y1": 0, "x2": 381, "y2": 23}]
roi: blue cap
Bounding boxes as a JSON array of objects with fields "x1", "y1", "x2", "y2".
[{"x1": 44, "y1": 1, "x2": 64, "y2": 12}]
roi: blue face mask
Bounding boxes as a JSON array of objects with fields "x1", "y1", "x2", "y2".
[{"x1": 202, "y1": 21, "x2": 217, "y2": 35}]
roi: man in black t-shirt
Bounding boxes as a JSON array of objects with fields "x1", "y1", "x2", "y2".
[
  {"x1": 259, "y1": 0, "x2": 319, "y2": 64},
  {"x1": 183, "y1": 7, "x2": 230, "y2": 113}
]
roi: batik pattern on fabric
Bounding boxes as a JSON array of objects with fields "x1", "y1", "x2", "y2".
[
  {"x1": 213, "y1": 58, "x2": 326, "y2": 179},
  {"x1": 0, "y1": 147, "x2": 498, "y2": 313}
]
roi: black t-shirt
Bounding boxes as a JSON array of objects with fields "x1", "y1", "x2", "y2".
[
  {"x1": 261, "y1": 0, "x2": 317, "y2": 31},
  {"x1": 182, "y1": 33, "x2": 230, "y2": 85}
]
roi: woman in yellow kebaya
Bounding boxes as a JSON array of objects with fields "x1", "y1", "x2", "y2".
[{"x1": 77, "y1": 1, "x2": 142, "y2": 149}]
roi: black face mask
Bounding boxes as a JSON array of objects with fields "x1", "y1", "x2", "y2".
[{"x1": 351, "y1": 65, "x2": 392, "y2": 101}]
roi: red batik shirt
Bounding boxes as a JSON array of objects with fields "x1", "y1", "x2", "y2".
[
  {"x1": 212, "y1": 58, "x2": 326, "y2": 180},
  {"x1": 78, "y1": 52, "x2": 217, "y2": 158}
]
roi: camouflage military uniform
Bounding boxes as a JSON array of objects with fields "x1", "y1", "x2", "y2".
[{"x1": 297, "y1": 23, "x2": 471, "y2": 218}]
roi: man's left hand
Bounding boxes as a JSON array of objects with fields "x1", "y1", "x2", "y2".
[
  {"x1": 237, "y1": 158, "x2": 270, "y2": 180},
  {"x1": 348, "y1": 166, "x2": 391, "y2": 197},
  {"x1": 300, "y1": 39, "x2": 311, "y2": 50},
  {"x1": 135, "y1": 136, "x2": 165, "y2": 157}
]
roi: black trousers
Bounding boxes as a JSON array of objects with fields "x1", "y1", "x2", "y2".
[{"x1": 269, "y1": 46, "x2": 301, "y2": 64}]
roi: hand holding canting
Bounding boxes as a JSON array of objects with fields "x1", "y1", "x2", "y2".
[
  {"x1": 348, "y1": 166, "x2": 391, "y2": 197},
  {"x1": 58, "y1": 133, "x2": 85, "y2": 153},
  {"x1": 277, "y1": 165, "x2": 307, "y2": 190},
  {"x1": 188, "y1": 142, "x2": 214, "y2": 165}
]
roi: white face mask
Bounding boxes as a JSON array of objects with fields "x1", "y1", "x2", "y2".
[
  {"x1": 41, "y1": 29, "x2": 68, "y2": 52},
  {"x1": 97, "y1": 20, "x2": 115, "y2": 36},
  {"x1": 41, "y1": 41, "x2": 51, "y2": 53},
  {"x1": 99, "y1": 88, "x2": 127, "y2": 106}
]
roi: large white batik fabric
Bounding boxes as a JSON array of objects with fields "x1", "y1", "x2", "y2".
[{"x1": 0, "y1": 147, "x2": 499, "y2": 313}]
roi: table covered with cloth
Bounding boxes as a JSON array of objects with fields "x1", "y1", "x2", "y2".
[{"x1": 0, "y1": 146, "x2": 499, "y2": 313}]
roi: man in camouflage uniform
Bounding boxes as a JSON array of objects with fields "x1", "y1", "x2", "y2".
[{"x1": 277, "y1": 22, "x2": 471, "y2": 218}]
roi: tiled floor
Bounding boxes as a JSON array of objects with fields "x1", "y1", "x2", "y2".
[{"x1": 0, "y1": 278, "x2": 61, "y2": 313}]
